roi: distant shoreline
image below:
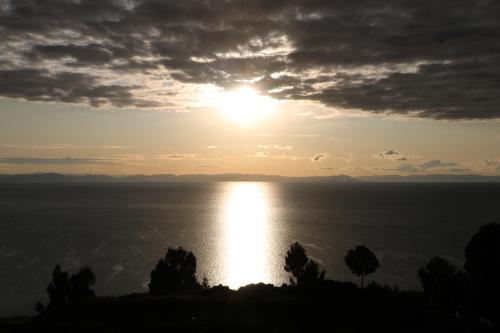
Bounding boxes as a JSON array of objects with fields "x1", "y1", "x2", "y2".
[{"x1": 0, "y1": 172, "x2": 498, "y2": 184}]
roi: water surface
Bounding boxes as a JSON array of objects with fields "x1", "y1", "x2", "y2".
[{"x1": 0, "y1": 182, "x2": 499, "y2": 315}]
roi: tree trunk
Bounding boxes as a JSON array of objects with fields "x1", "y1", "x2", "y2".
[{"x1": 361, "y1": 272, "x2": 364, "y2": 289}]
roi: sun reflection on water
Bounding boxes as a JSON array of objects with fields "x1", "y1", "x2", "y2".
[{"x1": 222, "y1": 182, "x2": 270, "y2": 288}]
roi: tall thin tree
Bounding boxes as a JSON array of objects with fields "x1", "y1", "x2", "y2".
[{"x1": 344, "y1": 245, "x2": 379, "y2": 288}]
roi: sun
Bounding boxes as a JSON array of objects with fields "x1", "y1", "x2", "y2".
[{"x1": 215, "y1": 86, "x2": 276, "y2": 125}]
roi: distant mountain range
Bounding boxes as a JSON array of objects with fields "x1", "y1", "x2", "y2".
[
  {"x1": 0, "y1": 173, "x2": 498, "y2": 183},
  {"x1": 357, "y1": 174, "x2": 500, "y2": 183}
]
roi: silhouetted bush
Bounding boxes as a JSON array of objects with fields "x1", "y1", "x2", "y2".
[
  {"x1": 201, "y1": 275, "x2": 209, "y2": 290},
  {"x1": 149, "y1": 247, "x2": 198, "y2": 294},
  {"x1": 418, "y1": 256, "x2": 466, "y2": 315},
  {"x1": 69, "y1": 265, "x2": 96, "y2": 302},
  {"x1": 43, "y1": 264, "x2": 96, "y2": 309},
  {"x1": 284, "y1": 242, "x2": 325, "y2": 285},
  {"x1": 464, "y1": 222, "x2": 500, "y2": 327},
  {"x1": 366, "y1": 281, "x2": 400, "y2": 295},
  {"x1": 237, "y1": 283, "x2": 280, "y2": 298},
  {"x1": 344, "y1": 245, "x2": 379, "y2": 288},
  {"x1": 207, "y1": 284, "x2": 232, "y2": 297}
]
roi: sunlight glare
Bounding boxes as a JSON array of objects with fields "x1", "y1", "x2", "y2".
[
  {"x1": 223, "y1": 183, "x2": 270, "y2": 288},
  {"x1": 215, "y1": 86, "x2": 276, "y2": 125}
]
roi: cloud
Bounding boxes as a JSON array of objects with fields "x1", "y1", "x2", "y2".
[
  {"x1": 0, "y1": 69, "x2": 159, "y2": 108},
  {"x1": 396, "y1": 164, "x2": 418, "y2": 173},
  {"x1": 374, "y1": 150, "x2": 416, "y2": 161},
  {"x1": 0, "y1": 153, "x2": 224, "y2": 166},
  {"x1": 196, "y1": 164, "x2": 224, "y2": 168},
  {"x1": 330, "y1": 152, "x2": 355, "y2": 163},
  {"x1": 258, "y1": 144, "x2": 292, "y2": 150},
  {"x1": 1, "y1": 1, "x2": 499, "y2": 119},
  {"x1": 253, "y1": 151, "x2": 305, "y2": 160},
  {"x1": 3, "y1": 144, "x2": 130, "y2": 150},
  {"x1": 206, "y1": 145, "x2": 219, "y2": 150},
  {"x1": 480, "y1": 159, "x2": 500, "y2": 167},
  {"x1": 310, "y1": 62, "x2": 500, "y2": 120},
  {"x1": 292, "y1": 134, "x2": 320, "y2": 138},
  {"x1": 255, "y1": 134, "x2": 277, "y2": 137},
  {"x1": 156, "y1": 154, "x2": 201, "y2": 160},
  {"x1": 112, "y1": 154, "x2": 145, "y2": 161},
  {"x1": 312, "y1": 153, "x2": 329, "y2": 162},
  {"x1": 254, "y1": 152, "x2": 269, "y2": 158},
  {"x1": 375, "y1": 150, "x2": 401, "y2": 159},
  {"x1": 0, "y1": 157, "x2": 113, "y2": 165},
  {"x1": 397, "y1": 159, "x2": 463, "y2": 173},
  {"x1": 419, "y1": 160, "x2": 458, "y2": 169},
  {"x1": 478, "y1": 158, "x2": 500, "y2": 172},
  {"x1": 112, "y1": 153, "x2": 214, "y2": 162}
]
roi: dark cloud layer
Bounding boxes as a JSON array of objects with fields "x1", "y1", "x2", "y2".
[
  {"x1": 1, "y1": 0, "x2": 500, "y2": 119},
  {"x1": 0, "y1": 69, "x2": 158, "y2": 107}
]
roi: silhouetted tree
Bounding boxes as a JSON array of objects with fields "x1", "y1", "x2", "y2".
[
  {"x1": 69, "y1": 265, "x2": 96, "y2": 301},
  {"x1": 464, "y1": 222, "x2": 500, "y2": 326},
  {"x1": 418, "y1": 256, "x2": 465, "y2": 314},
  {"x1": 344, "y1": 245, "x2": 379, "y2": 288},
  {"x1": 44, "y1": 264, "x2": 96, "y2": 308},
  {"x1": 302, "y1": 259, "x2": 325, "y2": 283},
  {"x1": 149, "y1": 247, "x2": 198, "y2": 294},
  {"x1": 46, "y1": 265, "x2": 71, "y2": 306},
  {"x1": 284, "y1": 242, "x2": 308, "y2": 283},
  {"x1": 284, "y1": 242, "x2": 325, "y2": 285}
]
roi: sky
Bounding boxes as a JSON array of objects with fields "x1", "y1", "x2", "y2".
[{"x1": 0, "y1": 0, "x2": 499, "y2": 176}]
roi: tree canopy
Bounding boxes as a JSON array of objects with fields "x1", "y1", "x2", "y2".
[
  {"x1": 344, "y1": 245, "x2": 379, "y2": 288},
  {"x1": 418, "y1": 256, "x2": 466, "y2": 314},
  {"x1": 284, "y1": 242, "x2": 325, "y2": 285},
  {"x1": 149, "y1": 247, "x2": 199, "y2": 294},
  {"x1": 464, "y1": 222, "x2": 500, "y2": 325},
  {"x1": 45, "y1": 264, "x2": 96, "y2": 308}
]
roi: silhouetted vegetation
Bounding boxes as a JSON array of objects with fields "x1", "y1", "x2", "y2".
[
  {"x1": 418, "y1": 256, "x2": 467, "y2": 316},
  {"x1": 4, "y1": 223, "x2": 500, "y2": 332},
  {"x1": 284, "y1": 241, "x2": 325, "y2": 285},
  {"x1": 201, "y1": 275, "x2": 210, "y2": 290},
  {"x1": 68, "y1": 266, "x2": 96, "y2": 301},
  {"x1": 39, "y1": 265, "x2": 95, "y2": 311},
  {"x1": 344, "y1": 245, "x2": 380, "y2": 288},
  {"x1": 149, "y1": 246, "x2": 199, "y2": 294},
  {"x1": 464, "y1": 222, "x2": 500, "y2": 328},
  {"x1": 45, "y1": 265, "x2": 70, "y2": 307}
]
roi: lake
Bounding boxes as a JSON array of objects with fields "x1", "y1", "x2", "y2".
[{"x1": 0, "y1": 182, "x2": 499, "y2": 315}]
